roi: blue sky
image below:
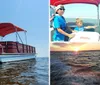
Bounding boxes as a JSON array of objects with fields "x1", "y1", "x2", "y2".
[
  {"x1": 63, "y1": 4, "x2": 99, "y2": 19},
  {"x1": 0, "y1": 0, "x2": 49, "y2": 57},
  {"x1": 51, "y1": 3, "x2": 100, "y2": 19}
]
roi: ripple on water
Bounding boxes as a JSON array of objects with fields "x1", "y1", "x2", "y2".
[
  {"x1": 51, "y1": 51, "x2": 100, "y2": 85},
  {"x1": 0, "y1": 57, "x2": 48, "y2": 85}
]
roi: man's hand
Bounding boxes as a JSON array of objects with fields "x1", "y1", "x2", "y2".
[{"x1": 68, "y1": 33, "x2": 75, "y2": 39}]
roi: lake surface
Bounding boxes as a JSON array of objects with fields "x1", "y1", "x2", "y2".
[
  {"x1": 51, "y1": 51, "x2": 100, "y2": 85},
  {"x1": 0, "y1": 57, "x2": 48, "y2": 85}
]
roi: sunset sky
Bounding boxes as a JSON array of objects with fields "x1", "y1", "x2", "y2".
[{"x1": 50, "y1": 42, "x2": 100, "y2": 51}]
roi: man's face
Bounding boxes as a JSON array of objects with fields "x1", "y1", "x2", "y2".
[{"x1": 57, "y1": 8, "x2": 65, "y2": 15}]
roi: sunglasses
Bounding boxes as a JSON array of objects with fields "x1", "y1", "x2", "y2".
[{"x1": 59, "y1": 8, "x2": 65, "y2": 11}]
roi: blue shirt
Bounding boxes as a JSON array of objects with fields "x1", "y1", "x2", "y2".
[
  {"x1": 53, "y1": 15, "x2": 67, "y2": 41},
  {"x1": 74, "y1": 26, "x2": 84, "y2": 31}
]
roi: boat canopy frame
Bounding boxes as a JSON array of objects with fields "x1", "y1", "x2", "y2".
[{"x1": 0, "y1": 23, "x2": 27, "y2": 45}]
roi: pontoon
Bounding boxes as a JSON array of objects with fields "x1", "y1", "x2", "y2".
[{"x1": 0, "y1": 23, "x2": 36, "y2": 63}]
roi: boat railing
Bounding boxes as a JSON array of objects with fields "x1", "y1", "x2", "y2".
[
  {"x1": 0, "y1": 41, "x2": 36, "y2": 54},
  {"x1": 0, "y1": 44, "x2": 5, "y2": 54}
]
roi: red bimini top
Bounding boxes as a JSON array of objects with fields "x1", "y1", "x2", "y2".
[
  {"x1": 50, "y1": 0, "x2": 100, "y2": 6},
  {"x1": 0, "y1": 23, "x2": 26, "y2": 37}
]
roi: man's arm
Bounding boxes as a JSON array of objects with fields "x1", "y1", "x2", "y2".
[{"x1": 57, "y1": 28, "x2": 75, "y2": 38}]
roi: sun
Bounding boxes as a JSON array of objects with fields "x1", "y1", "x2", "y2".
[{"x1": 74, "y1": 47, "x2": 79, "y2": 52}]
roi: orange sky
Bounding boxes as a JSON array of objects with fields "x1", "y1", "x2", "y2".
[{"x1": 50, "y1": 42, "x2": 100, "y2": 51}]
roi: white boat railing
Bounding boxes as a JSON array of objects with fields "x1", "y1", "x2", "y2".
[{"x1": 0, "y1": 44, "x2": 4, "y2": 54}]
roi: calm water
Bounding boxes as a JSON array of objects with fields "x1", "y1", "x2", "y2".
[
  {"x1": 51, "y1": 51, "x2": 100, "y2": 85},
  {"x1": 0, "y1": 57, "x2": 48, "y2": 85}
]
